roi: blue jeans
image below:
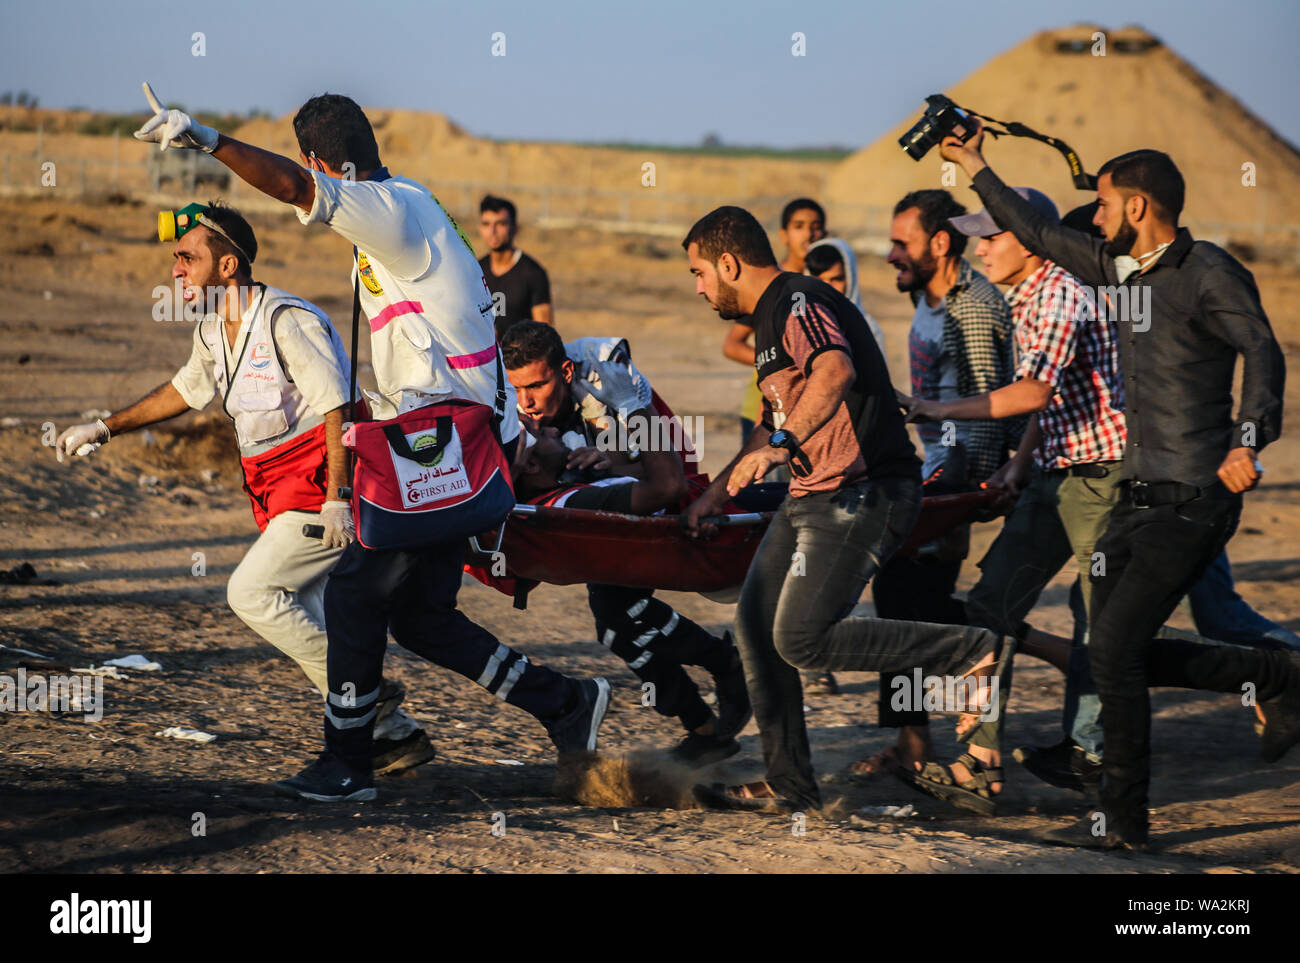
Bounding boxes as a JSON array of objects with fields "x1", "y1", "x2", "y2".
[{"x1": 1185, "y1": 550, "x2": 1300, "y2": 650}]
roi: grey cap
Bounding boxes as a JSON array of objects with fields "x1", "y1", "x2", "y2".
[{"x1": 949, "y1": 187, "x2": 1060, "y2": 237}]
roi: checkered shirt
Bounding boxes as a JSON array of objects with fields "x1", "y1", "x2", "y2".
[{"x1": 1008, "y1": 260, "x2": 1127, "y2": 470}]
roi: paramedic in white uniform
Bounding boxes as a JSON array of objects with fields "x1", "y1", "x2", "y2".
[
  {"x1": 132, "y1": 85, "x2": 610, "y2": 802},
  {"x1": 55, "y1": 202, "x2": 433, "y2": 774}
]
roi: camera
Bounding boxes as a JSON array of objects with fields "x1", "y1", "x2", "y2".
[{"x1": 899, "y1": 95, "x2": 977, "y2": 161}]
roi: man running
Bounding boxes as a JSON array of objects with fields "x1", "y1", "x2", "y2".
[
  {"x1": 681, "y1": 205, "x2": 1015, "y2": 813},
  {"x1": 940, "y1": 122, "x2": 1299, "y2": 850},
  {"x1": 55, "y1": 201, "x2": 434, "y2": 774},
  {"x1": 132, "y1": 83, "x2": 610, "y2": 802}
]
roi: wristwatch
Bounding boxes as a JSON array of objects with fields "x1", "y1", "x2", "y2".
[{"x1": 768, "y1": 429, "x2": 812, "y2": 478}]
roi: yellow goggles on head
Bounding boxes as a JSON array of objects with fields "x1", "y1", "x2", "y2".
[{"x1": 158, "y1": 203, "x2": 253, "y2": 263}]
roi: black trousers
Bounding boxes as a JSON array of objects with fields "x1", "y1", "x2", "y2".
[
  {"x1": 734, "y1": 477, "x2": 1008, "y2": 808},
  {"x1": 587, "y1": 584, "x2": 735, "y2": 732},
  {"x1": 1089, "y1": 492, "x2": 1298, "y2": 840},
  {"x1": 322, "y1": 539, "x2": 574, "y2": 770}
]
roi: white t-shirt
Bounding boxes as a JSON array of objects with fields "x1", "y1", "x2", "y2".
[{"x1": 296, "y1": 169, "x2": 521, "y2": 443}]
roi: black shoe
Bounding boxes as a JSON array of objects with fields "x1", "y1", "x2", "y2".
[
  {"x1": 712, "y1": 637, "x2": 752, "y2": 739},
  {"x1": 545, "y1": 678, "x2": 611, "y2": 756},
  {"x1": 273, "y1": 752, "x2": 376, "y2": 802},
  {"x1": 692, "y1": 780, "x2": 809, "y2": 813},
  {"x1": 670, "y1": 731, "x2": 742, "y2": 768},
  {"x1": 1013, "y1": 738, "x2": 1101, "y2": 793},
  {"x1": 1260, "y1": 653, "x2": 1300, "y2": 763},
  {"x1": 1038, "y1": 811, "x2": 1149, "y2": 853},
  {"x1": 372, "y1": 729, "x2": 437, "y2": 776}
]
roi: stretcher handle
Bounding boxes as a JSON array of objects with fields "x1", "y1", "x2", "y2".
[
  {"x1": 509, "y1": 504, "x2": 766, "y2": 526},
  {"x1": 697, "y1": 513, "x2": 766, "y2": 527},
  {"x1": 300, "y1": 488, "x2": 351, "y2": 539}
]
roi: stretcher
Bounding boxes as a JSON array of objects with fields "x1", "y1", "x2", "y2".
[{"x1": 464, "y1": 488, "x2": 1006, "y2": 608}]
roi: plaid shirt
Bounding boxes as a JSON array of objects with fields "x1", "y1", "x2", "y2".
[
  {"x1": 914, "y1": 259, "x2": 1019, "y2": 482},
  {"x1": 1008, "y1": 260, "x2": 1126, "y2": 470}
]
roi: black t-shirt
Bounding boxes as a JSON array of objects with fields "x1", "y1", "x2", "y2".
[
  {"x1": 480, "y1": 251, "x2": 552, "y2": 340},
  {"x1": 751, "y1": 272, "x2": 920, "y2": 493},
  {"x1": 553, "y1": 479, "x2": 635, "y2": 513}
]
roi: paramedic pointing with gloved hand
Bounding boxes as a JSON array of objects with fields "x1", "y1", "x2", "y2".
[
  {"x1": 55, "y1": 200, "x2": 435, "y2": 776},
  {"x1": 130, "y1": 82, "x2": 611, "y2": 802}
]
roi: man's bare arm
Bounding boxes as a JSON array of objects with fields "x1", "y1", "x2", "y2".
[
  {"x1": 323, "y1": 407, "x2": 349, "y2": 502},
  {"x1": 909, "y1": 378, "x2": 1054, "y2": 423},
  {"x1": 778, "y1": 350, "x2": 856, "y2": 444},
  {"x1": 722, "y1": 323, "x2": 756, "y2": 365},
  {"x1": 211, "y1": 135, "x2": 316, "y2": 212},
  {"x1": 103, "y1": 382, "x2": 191, "y2": 436}
]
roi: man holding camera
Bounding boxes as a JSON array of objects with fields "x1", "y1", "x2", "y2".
[{"x1": 940, "y1": 122, "x2": 1297, "y2": 851}]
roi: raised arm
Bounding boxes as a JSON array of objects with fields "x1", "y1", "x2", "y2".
[
  {"x1": 940, "y1": 122, "x2": 1114, "y2": 287},
  {"x1": 133, "y1": 81, "x2": 315, "y2": 211}
]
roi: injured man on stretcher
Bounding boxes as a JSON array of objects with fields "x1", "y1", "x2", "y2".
[{"x1": 503, "y1": 321, "x2": 753, "y2": 767}]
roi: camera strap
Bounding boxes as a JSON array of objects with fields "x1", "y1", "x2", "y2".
[{"x1": 963, "y1": 108, "x2": 1098, "y2": 191}]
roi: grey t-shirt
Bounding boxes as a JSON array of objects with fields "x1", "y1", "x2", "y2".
[{"x1": 908, "y1": 296, "x2": 970, "y2": 480}]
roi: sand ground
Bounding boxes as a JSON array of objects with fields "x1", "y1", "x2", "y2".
[{"x1": 1, "y1": 194, "x2": 1297, "y2": 873}]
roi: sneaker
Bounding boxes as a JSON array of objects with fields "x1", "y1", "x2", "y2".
[
  {"x1": 669, "y1": 731, "x2": 742, "y2": 768},
  {"x1": 372, "y1": 729, "x2": 437, "y2": 776},
  {"x1": 1038, "y1": 811, "x2": 1149, "y2": 853},
  {"x1": 1013, "y1": 738, "x2": 1101, "y2": 793},
  {"x1": 273, "y1": 752, "x2": 376, "y2": 802},
  {"x1": 545, "y1": 678, "x2": 610, "y2": 756},
  {"x1": 712, "y1": 638, "x2": 752, "y2": 739}
]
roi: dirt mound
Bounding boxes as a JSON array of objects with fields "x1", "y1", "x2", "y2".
[{"x1": 826, "y1": 24, "x2": 1300, "y2": 249}]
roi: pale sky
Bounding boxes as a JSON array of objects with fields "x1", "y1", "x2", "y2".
[{"x1": 2, "y1": 0, "x2": 1296, "y2": 150}]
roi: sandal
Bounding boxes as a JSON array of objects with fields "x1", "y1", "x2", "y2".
[
  {"x1": 692, "y1": 780, "x2": 802, "y2": 813},
  {"x1": 844, "y1": 746, "x2": 901, "y2": 785},
  {"x1": 891, "y1": 753, "x2": 1002, "y2": 816}
]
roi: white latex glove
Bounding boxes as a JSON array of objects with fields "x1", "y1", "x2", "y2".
[
  {"x1": 577, "y1": 359, "x2": 642, "y2": 420},
  {"x1": 133, "y1": 81, "x2": 219, "y2": 153},
  {"x1": 318, "y1": 500, "x2": 355, "y2": 549},
  {"x1": 55, "y1": 419, "x2": 110, "y2": 463}
]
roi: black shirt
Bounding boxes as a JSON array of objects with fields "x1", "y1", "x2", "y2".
[
  {"x1": 750, "y1": 272, "x2": 920, "y2": 493},
  {"x1": 480, "y1": 251, "x2": 552, "y2": 340},
  {"x1": 973, "y1": 167, "x2": 1286, "y2": 489},
  {"x1": 555, "y1": 479, "x2": 635, "y2": 513}
]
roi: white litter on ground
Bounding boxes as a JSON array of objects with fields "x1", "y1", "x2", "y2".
[
  {"x1": 494, "y1": 759, "x2": 525, "y2": 766},
  {"x1": 0, "y1": 643, "x2": 53, "y2": 660},
  {"x1": 156, "y1": 727, "x2": 217, "y2": 743},
  {"x1": 71, "y1": 665, "x2": 129, "y2": 679},
  {"x1": 858, "y1": 804, "x2": 916, "y2": 818},
  {"x1": 104, "y1": 655, "x2": 162, "y2": 672}
]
